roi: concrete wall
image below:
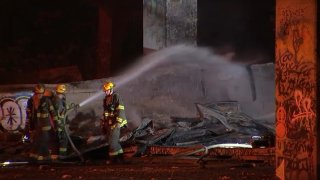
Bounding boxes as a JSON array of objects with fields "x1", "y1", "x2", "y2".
[{"x1": 241, "y1": 63, "x2": 275, "y2": 126}]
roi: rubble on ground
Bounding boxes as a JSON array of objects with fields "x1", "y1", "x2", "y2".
[
  {"x1": 119, "y1": 101, "x2": 275, "y2": 156},
  {"x1": 0, "y1": 101, "x2": 275, "y2": 163}
]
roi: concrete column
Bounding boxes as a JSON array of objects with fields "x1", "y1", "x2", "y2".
[
  {"x1": 166, "y1": 0, "x2": 197, "y2": 46},
  {"x1": 143, "y1": 0, "x2": 166, "y2": 50},
  {"x1": 275, "y1": 0, "x2": 317, "y2": 179}
]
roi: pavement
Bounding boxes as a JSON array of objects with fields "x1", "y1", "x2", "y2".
[
  {"x1": 0, "y1": 156, "x2": 276, "y2": 180},
  {"x1": 0, "y1": 133, "x2": 276, "y2": 179}
]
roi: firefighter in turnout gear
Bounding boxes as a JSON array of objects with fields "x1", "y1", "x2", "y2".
[
  {"x1": 101, "y1": 81, "x2": 128, "y2": 164},
  {"x1": 53, "y1": 84, "x2": 68, "y2": 158},
  {"x1": 52, "y1": 84, "x2": 75, "y2": 159},
  {"x1": 43, "y1": 87, "x2": 59, "y2": 160},
  {"x1": 26, "y1": 84, "x2": 60, "y2": 161}
]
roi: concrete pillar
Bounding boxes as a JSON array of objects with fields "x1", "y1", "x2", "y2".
[
  {"x1": 143, "y1": 0, "x2": 166, "y2": 50},
  {"x1": 166, "y1": 0, "x2": 197, "y2": 46},
  {"x1": 275, "y1": 0, "x2": 317, "y2": 179}
]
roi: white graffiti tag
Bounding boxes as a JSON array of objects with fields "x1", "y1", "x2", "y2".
[{"x1": 0, "y1": 96, "x2": 30, "y2": 131}]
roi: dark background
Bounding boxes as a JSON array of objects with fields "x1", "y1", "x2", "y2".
[
  {"x1": 198, "y1": 0, "x2": 275, "y2": 63},
  {"x1": 0, "y1": 0, "x2": 98, "y2": 82},
  {"x1": 0, "y1": 0, "x2": 275, "y2": 84}
]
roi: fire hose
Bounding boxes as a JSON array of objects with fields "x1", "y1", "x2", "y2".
[{"x1": 63, "y1": 103, "x2": 85, "y2": 162}]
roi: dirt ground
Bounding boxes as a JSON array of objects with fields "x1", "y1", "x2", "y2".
[
  {"x1": 0, "y1": 134, "x2": 276, "y2": 179},
  {"x1": 0, "y1": 156, "x2": 276, "y2": 180}
]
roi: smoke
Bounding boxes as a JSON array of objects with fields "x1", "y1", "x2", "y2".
[
  {"x1": 76, "y1": 44, "x2": 273, "y2": 129},
  {"x1": 78, "y1": 45, "x2": 240, "y2": 107},
  {"x1": 113, "y1": 45, "x2": 254, "y2": 127},
  {"x1": 114, "y1": 44, "x2": 249, "y2": 89}
]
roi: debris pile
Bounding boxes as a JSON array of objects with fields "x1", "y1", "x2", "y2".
[
  {"x1": 120, "y1": 101, "x2": 275, "y2": 156},
  {"x1": 0, "y1": 101, "x2": 275, "y2": 162}
]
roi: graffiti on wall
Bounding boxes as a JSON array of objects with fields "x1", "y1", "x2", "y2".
[
  {"x1": 276, "y1": 5, "x2": 316, "y2": 180},
  {"x1": 0, "y1": 94, "x2": 31, "y2": 132}
]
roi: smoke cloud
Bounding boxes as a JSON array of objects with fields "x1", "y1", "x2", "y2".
[{"x1": 114, "y1": 45, "x2": 255, "y2": 128}]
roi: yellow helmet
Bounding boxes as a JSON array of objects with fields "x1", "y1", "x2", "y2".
[
  {"x1": 103, "y1": 82, "x2": 115, "y2": 91},
  {"x1": 56, "y1": 84, "x2": 67, "y2": 93},
  {"x1": 34, "y1": 84, "x2": 45, "y2": 94}
]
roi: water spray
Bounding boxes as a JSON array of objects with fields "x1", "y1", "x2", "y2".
[
  {"x1": 78, "y1": 91, "x2": 104, "y2": 108},
  {"x1": 77, "y1": 45, "x2": 229, "y2": 107}
]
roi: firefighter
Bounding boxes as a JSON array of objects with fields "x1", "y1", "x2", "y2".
[
  {"x1": 101, "y1": 81, "x2": 128, "y2": 164},
  {"x1": 26, "y1": 84, "x2": 60, "y2": 161},
  {"x1": 52, "y1": 84, "x2": 70, "y2": 159},
  {"x1": 43, "y1": 87, "x2": 59, "y2": 160}
]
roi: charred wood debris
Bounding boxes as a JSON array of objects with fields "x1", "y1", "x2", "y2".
[
  {"x1": 0, "y1": 101, "x2": 275, "y2": 163},
  {"x1": 121, "y1": 101, "x2": 275, "y2": 157}
]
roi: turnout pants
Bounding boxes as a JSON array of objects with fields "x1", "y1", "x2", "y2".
[{"x1": 106, "y1": 125, "x2": 123, "y2": 157}]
